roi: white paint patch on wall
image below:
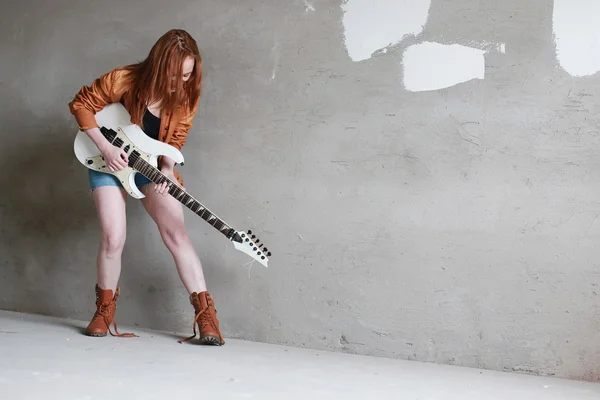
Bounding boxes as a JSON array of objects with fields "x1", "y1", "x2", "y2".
[
  {"x1": 402, "y1": 42, "x2": 485, "y2": 92},
  {"x1": 553, "y1": 0, "x2": 600, "y2": 77},
  {"x1": 341, "y1": 0, "x2": 432, "y2": 62}
]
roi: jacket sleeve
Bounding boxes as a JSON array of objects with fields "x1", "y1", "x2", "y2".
[
  {"x1": 168, "y1": 99, "x2": 199, "y2": 150},
  {"x1": 68, "y1": 68, "x2": 127, "y2": 130}
]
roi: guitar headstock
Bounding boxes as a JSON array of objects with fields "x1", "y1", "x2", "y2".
[{"x1": 231, "y1": 230, "x2": 271, "y2": 268}]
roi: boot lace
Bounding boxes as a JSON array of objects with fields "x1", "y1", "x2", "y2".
[
  {"x1": 178, "y1": 293, "x2": 224, "y2": 344},
  {"x1": 95, "y1": 302, "x2": 137, "y2": 338},
  {"x1": 178, "y1": 304, "x2": 208, "y2": 343}
]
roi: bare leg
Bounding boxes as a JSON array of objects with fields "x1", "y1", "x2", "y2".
[
  {"x1": 85, "y1": 185, "x2": 134, "y2": 338},
  {"x1": 140, "y1": 185, "x2": 224, "y2": 344},
  {"x1": 140, "y1": 185, "x2": 207, "y2": 294},
  {"x1": 92, "y1": 186, "x2": 127, "y2": 292}
]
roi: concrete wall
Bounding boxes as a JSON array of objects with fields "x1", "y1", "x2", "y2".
[{"x1": 1, "y1": 0, "x2": 600, "y2": 381}]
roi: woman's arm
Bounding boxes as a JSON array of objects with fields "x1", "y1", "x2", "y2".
[
  {"x1": 69, "y1": 68, "x2": 130, "y2": 170},
  {"x1": 69, "y1": 68, "x2": 127, "y2": 130}
]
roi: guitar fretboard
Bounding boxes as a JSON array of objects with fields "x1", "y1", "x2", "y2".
[
  {"x1": 133, "y1": 152, "x2": 236, "y2": 239},
  {"x1": 99, "y1": 127, "x2": 238, "y2": 241}
]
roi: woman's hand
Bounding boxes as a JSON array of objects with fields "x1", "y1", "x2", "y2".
[
  {"x1": 154, "y1": 168, "x2": 184, "y2": 196},
  {"x1": 86, "y1": 127, "x2": 128, "y2": 172},
  {"x1": 100, "y1": 144, "x2": 128, "y2": 172}
]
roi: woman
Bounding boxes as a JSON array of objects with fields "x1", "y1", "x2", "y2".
[{"x1": 68, "y1": 29, "x2": 224, "y2": 346}]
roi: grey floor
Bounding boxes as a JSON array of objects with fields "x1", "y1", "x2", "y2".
[{"x1": 0, "y1": 310, "x2": 599, "y2": 400}]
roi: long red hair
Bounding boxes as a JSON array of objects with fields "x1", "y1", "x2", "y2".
[{"x1": 124, "y1": 29, "x2": 202, "y2": 126}]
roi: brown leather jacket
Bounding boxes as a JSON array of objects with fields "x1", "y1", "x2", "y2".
[{"x1": 68, "y1": 66, "x2": 199, "y2": 185}]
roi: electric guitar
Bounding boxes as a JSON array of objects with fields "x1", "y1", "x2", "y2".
[{"x1": 73, "y1": 102, "x2": 271, "y2": 267}]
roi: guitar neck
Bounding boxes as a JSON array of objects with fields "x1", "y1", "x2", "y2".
[{"x1": 128, "y1": 150, "x2": 238, "y2": 241}]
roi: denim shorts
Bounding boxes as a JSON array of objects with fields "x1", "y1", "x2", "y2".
[{"x1": 88, "y1": 169, "x2": 152, "y2": 191}]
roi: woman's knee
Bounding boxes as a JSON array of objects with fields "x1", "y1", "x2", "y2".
[
  {"x1": 100, "y1": 231, "x2": 126, "y2": 257},
  {"x1": 160, "y1": 224, "x2": 190, "y2": 249}
]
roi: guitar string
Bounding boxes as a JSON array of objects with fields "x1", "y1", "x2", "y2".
[
  {"x1": 130, "y1": 154, "x2": 269, "y2": 260},
  {"x1": 104, "y1": 130, "x2": 231, "y2": 231},
  {"x1": 129, "y1": 155, "x2": 269, "y2": 259},
  {"x1": 129, "y1": 152, "x2": 234, "y2": 234},
  {"x1": 101, "y1": 128, "x2": 268, "y2": 255}
]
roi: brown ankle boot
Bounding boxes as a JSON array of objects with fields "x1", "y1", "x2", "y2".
[
  {"x1": 85, "y1": 285, "x2": 136, "y2": 338},
  {"x1": 179, "y1": 291, "x2": 225, "y2": 345}
]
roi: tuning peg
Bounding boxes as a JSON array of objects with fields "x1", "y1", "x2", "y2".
[
  {"x1": 263, "y1": 247, "x2": 268, "y2": 252},
  {"x1": 255, "y1": 239, "x2": 260, "y2": 243},
  {"x1": 267, "y1": 252, "x2": 272, "y2": 257},
  {"x1": 248, "y1": 230, "x2": 252, "y2": 235}
]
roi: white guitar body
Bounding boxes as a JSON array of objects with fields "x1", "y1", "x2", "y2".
[
  {"x1": 74, "y1": 103, "x2": 184, "y2": 199},
  {"x1": 73, "y1": 102, "x2": 272, "y2": 268}
]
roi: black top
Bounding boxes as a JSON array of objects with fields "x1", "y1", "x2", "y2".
[{"x1": 143, "y1": 108, "x2": 161, "y2": 140}]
